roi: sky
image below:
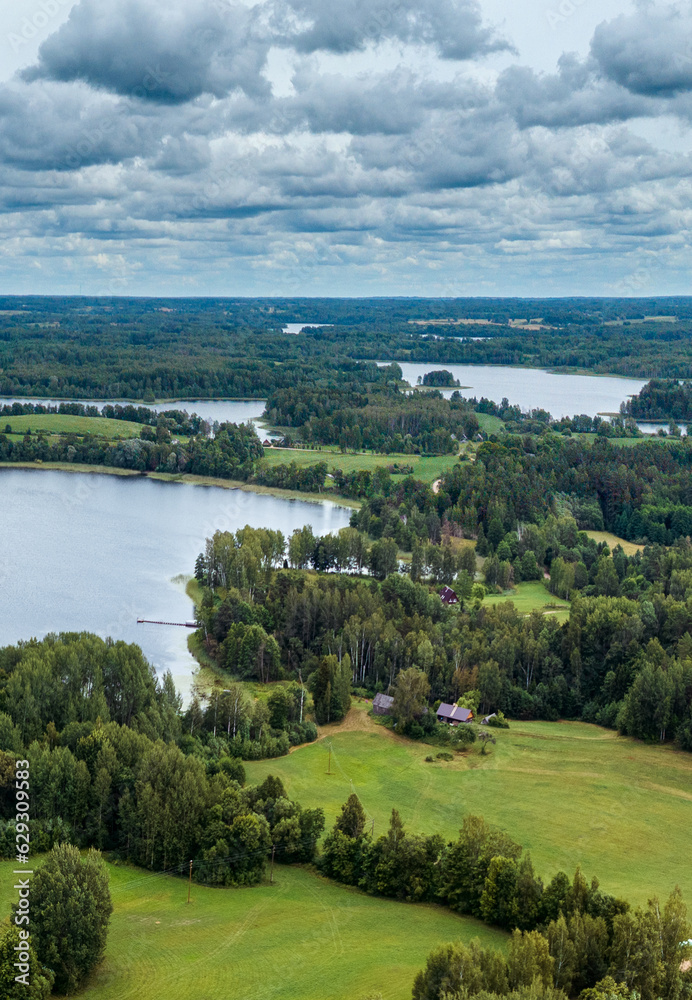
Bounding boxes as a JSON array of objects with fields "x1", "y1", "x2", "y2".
[{"x1": 1, "y1": 0, "x2": 692, "y2": 297}]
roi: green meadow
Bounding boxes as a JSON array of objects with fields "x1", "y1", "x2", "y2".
[
  {"x1": 246, "y1": 712, "x2": 692, "y2": 907},
  {"x1": 482, "y1": 581, "x2": 570, "y2": 620},
  {"x1": 262, "y1": 446, "x2": 460, "y2": 484},
  {"x1": 0, "y1": 861, "x2": 502, "y2": 1000},
  {"x1": 1, "y1": 413, "x2": 143, "y2": 438}
]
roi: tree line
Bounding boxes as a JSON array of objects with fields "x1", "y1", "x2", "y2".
[{"x1": 318, "y1": 796, "x2": 691, "y2": 1000}]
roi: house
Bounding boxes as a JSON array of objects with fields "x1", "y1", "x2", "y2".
[
  {"x1": 437, "y1": 703, "x2": 473, "y2": 725},
  {"x1": 481, "y1": 713, "x2": 497, "y2": 725},
  {"x1": 440, "y1": 586, "x2": 459, "y2": 605},
  {"x1": 372, "y1": 693, "x2": 394, "y2": 716}
]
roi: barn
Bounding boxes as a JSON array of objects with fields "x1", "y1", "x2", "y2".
[
  {"x1": 436, "y1": 703, "x2": 473, "y2": 725},
  {"x1": 372, "y1": 693, "x2": 395, "y2": 716}
]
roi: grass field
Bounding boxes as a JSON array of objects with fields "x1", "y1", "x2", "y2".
[
  {"x1": 263, "y1": 446, "x2": 460, "y2": 484},
  {"x1": 0, "y1": 861, "x2": 503, "y2": 1000},
  {"x1": 483, "y1": 581, "x2": 570, "y2": 620},
  {"x1": 246, "y1": 710, "x2": 692, "y2": 907},
  {"x1": 0, "y1": 413, "x2": 143, "y2": 438},
  {"x1": 585, "y1": 531, "x2": 644, "y2": 556},
  {"x1": 475, "y1": 413, "x2": 505, "y2": 434}
]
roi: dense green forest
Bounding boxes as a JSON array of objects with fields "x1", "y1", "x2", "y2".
[
  {"x1": 623, "y1": 379, "x2": 692, "y2": 423},
  {"x1": 194, "y1": 525, "x2": 692, "y2": 748},
  {"x1": 348, "y1": 434, "x2": 692, "y2": 546},
  {"x1": 2, "y1": 296, "x2": 692, "y2": 401}
]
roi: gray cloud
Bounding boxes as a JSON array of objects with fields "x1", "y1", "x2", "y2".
[
  {"x1": 269, "y1": 0, "x2": 511, "y2": 58},
  {"x1": 591, "y1": 4, "x2": 692, "y2": 96},
  {"x1": 1, "y1": 0, "x2": 692, "y2": 295},
  {"x1": 23, "y1": 0, "x2": 271, "y2": 102}
]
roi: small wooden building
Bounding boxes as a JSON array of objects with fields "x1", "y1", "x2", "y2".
[
  {"x1": 436, "y1": 703, "x2": 473, "y2": 725},
  {"x1": 440, "y1": 586, "x2": 459, "y2": 605},
  {"x1": 372, "y1": 693, "x2": 395, "y2": 716}
]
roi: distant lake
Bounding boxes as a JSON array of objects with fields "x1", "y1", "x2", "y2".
[
  {"x1": 0, "y1": 471, "x2": 350, "y2": 698},
  {"x1": 387, "y1": 362, "x2": 646, "y2": 418},
  {"x1": 0, "y1": 397, "x2": 267, "y2": 427},
  {"x1": 283, "y1": 323, "x2": 332, "y2": 334}
]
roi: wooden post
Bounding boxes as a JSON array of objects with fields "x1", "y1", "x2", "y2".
[
  {"x1": 187, "y1": 859, "x2": 192, "y2": 904},
  {"x1": 270, "y1": 844, "x2": 276, "y2": 884},
  {"x1": 327, "y1": 744, "x2": 332, "y2": 774}
]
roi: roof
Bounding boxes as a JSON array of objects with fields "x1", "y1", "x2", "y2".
[
  {"x1": 440, "y1": 586, "x2": 458, "y2": 603},
  {"x1": 481, "y1": 713, "x2": 497, "y2": 724},
  {"x1": 373, "y1": 693, "x2": 394, "y2": 710},
  {"x1": 437, "y1": 703, "x2": 473, "y2": 722}
]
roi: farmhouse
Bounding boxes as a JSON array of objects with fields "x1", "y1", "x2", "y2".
[
  {"x1": 439, "y1": 586, "x2": 458, "y2": 605},
  {"x1": 437, "y1": 703, "x2": 473, "y2": 725},
  {"x1": 372, "y1": 693, "x2": 394, "y2": 716}
]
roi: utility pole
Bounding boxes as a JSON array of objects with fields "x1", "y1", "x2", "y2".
[
  {"x1": 327, "y1": 743, "x2": 332, "y2": 774},
  {"x1": 270, "y1": 844, "x2": 276, "y2": 884},
  {"x1": 187, "y1": 859, "x2": 192, "y2": 904},
  {"x1": 371, "y1": 818, "x2": 375, "y2": 837}
]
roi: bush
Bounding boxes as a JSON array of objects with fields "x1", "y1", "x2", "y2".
[
  {"x1": 436, "y1": 751, "x2": 454, "y2": 761},
  {"x1": 487, "y1": 711, "x2": 510, "y2": 729}
]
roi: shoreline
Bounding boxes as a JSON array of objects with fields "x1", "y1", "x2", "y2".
[{"x1": 0, "y1": 460, "x2": 360, "y2": 509}]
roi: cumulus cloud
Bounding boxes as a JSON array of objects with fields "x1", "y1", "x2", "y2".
[
  {"x1": 269, "y1": 0, "x2": 512, "y2": 59},
  {"x1": 1, "y1": 0, "x2": 692, "y2": 294},
  {"x1": 591, "y1": 4, "x2": 692, "y2": 96},
  {"x1": 23, "y1": 0, "x2": 271, "y2": 102}
]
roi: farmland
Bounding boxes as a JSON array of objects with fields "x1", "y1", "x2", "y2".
[
  {"x1": 0, "y1": 860, "x2": 503, "y2": 1000},
  {"x1": 246, "y1": 708, "x2": 692, "y2": 908},
  {"x1": 0, "y1": 413, "x2": 143, "y2": 438},
  {"x1": 262, "y1": 445, "x2": 461, "y2": 484}
]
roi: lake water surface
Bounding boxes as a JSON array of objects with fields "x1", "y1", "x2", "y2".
[
  {"x1": 0, "y1": 471, "x2": 350, "y2": 697},
  {"x1": 389, "y1": 362, "x2": 646, "y2": 418}
]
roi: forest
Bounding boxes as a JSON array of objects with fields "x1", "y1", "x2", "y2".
[
  {"x1": 194, "y1": 525, "x2": 692, "y2": 749},
  {"x1": 623, "y1": 379, "x2": 692, "y2": 423},
  {"x1": 2, "y1": 296, "x2": 692, "y2": 401}
]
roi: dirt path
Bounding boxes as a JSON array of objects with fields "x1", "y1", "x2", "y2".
[{"x1": 288, "y1": 701, "x2": 405, "y2": 752}]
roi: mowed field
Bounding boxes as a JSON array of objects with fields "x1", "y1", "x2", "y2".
[
  {"x1": 0, "y1": 413, "x2": 143, "y2": 438},
  {"x1": 483, "y1": 581, "x2": 570, "y2": 620},
  {"x1": 246, "y1": 709, "x2": 692, "y2": 907},
  {"x1": 262, "y1": 446, "x2": 460, "y2": 484},
  {"x1": 585, "y1": 531, "x2": 644, "y2": 557},
  {"x1": 0, "y1": 860, "x2": 503, "y2": 1000}
]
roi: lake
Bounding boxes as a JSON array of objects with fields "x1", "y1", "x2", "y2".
[
  {"x1": 388, "y1": 362, "x2": 646, "y2": 418},
  {"x1": 0, "y1": 470, "x2": 350, "y2": 698}
]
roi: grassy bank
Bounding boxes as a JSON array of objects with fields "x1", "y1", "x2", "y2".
[
  {"x1": 245, "y1": 709, "x2": 692, "y2": 907},
  {"x1": 0, "y1": 860, "x2": 504, "y2": 1000}
]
